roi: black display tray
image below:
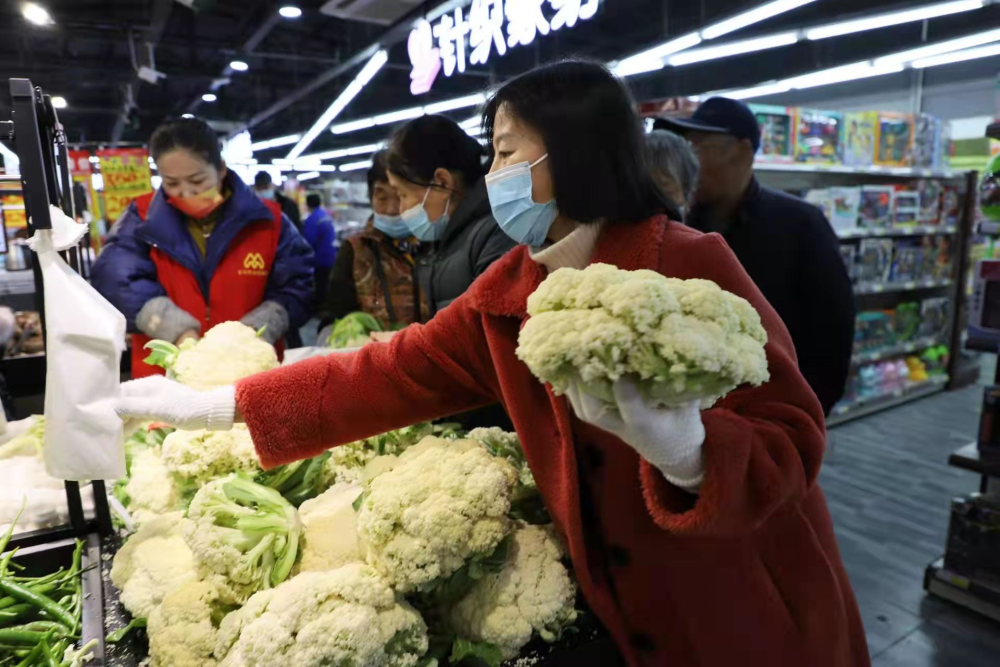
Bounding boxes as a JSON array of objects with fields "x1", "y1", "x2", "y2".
[{"x1": 3, "y1": 534, "x2": 106, "y2": 665}]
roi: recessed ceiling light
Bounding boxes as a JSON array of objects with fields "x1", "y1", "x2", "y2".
[
  {"x1": 182, "y1": 113, "x2": 195, "y2": 119},
  {"x1": 50, "y1": 96, "x2": 67, "y2": 109},
  {"x1": 278, "y1": 6, "x2": 302, "y2": 19},
  {"x1": 230, "y1": 60, "x2": 249, "y2": 72},
  {"x1": 22, "y1": 3, "x2": 53, "y2": 26},
  {"x1": 202, "y1": 93, "x2": 218, "y2": 102}
]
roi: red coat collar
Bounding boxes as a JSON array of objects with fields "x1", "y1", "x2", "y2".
[{"x1": 468, "y1": 215, "x2": 669, "y2": 318}]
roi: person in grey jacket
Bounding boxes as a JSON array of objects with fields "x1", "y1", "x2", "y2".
[{"x1": 385, "y1": 114, "x2": 515, "y2": 316}]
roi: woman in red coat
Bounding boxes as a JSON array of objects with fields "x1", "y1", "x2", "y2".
[{"x1": 117, "y1": 61, "x2": 870, "y2": 667}]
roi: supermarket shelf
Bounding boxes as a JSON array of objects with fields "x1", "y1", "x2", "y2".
[
  {"x1": 828, "y1": 375, "x2": 948, "y2": 426},
  {"x1": 838, "y1": 225, "x2": 957, "y2": 239},
  {"x1": 755, "y1": 162, "x2": 958, "y2": 179},
  {"x1": 852, "y1": 336, "x2": 944, "y2": 365},
  {"x1": 924, "y1": 558, "x2": 1000, "y2": 624},
  {"x1": 854, "y1": 278, "x2": 951, "y2": 296}
]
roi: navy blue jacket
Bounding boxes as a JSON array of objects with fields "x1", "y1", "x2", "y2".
[
  {"x1": 92, "y1": 170, "x2": 314, "y2": 333},
  {"x1": 302, "y1": 208, "x2": 337, "y2": 269}
]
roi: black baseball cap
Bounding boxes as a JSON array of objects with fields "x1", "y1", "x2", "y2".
[{"x1": 655, "y1": 97, "x2": 761, "y2": 151}]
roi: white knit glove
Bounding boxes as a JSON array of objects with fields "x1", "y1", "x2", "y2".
[
  {"x1": 566, "y1": 379, "x2": 706, "y2": 493},
  {"x1": 116, "y1": 376, "x2": 236, "y2": 432}
]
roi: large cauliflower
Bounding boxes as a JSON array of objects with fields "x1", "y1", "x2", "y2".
[
  {"x1": 147, "y1": 579, "x2": 222, "y2": 667},
  {"x1": 185, "y1": 473, "x2": 302, "y2": 604},
  {"x1": 323, "y1": 423, "x2": 461, "y2": 486},
  {"x1": 214, "y1": 565, "x2": 429, "y2": 667},
  {"x1": 122, "y1": 448, "x2": 183, "y2": 524},
  {"x1": 297, "y1": 482, "x2": 364, "y2": 573},
  {"x1": 518, "y1": 263, "x2": 769, "y2": 408},
  {"x1": 110, "y1": 511, "x2": 199, "y2": 618},
  {"x1": 450, "y1": 524, "x2": 577, "y2": 659},
  {"x1": 356, "y1": 437, "x2": 518, "y2": 593},
  {"x1": 144, "y1": 321, "x2": 278, "y2": 390},
  {"x1": 161, "y1": 425, "x2": 260, "y2": 485}
]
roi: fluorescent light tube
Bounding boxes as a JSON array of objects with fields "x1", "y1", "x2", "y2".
[
  {"x1": 807, "y1": 0, "x2": 984, "y2": 41},
  {"x1": 297, "y1": 171, "x2": 320, "y2": 180},
  {"x1": 286, "y1": 49, "x2": 388, "y2": 160},
  {"x1": 330, "y1": 118, "x2": 376, "y2": 134},
  {"x1": 373, "y1": 107, "x2": 425, "y2": 126},
  {"x1": 339, "y1": 160, "x2": 373, "y2": 172},
  {"x1": 250, "y1": 134, "x2": 302, "y2": 151},
  {"x1": 912, "y1": 41, "x2": 1000, "y2": 67},
  {"x1": 719, "y1": 82, "x2": 793, "y2": 100},
  {"x1": 701, "y1": 0, "x2": 818, "y2": 40},
  {"x1": 669, "y1": 32, "x2": 799, "y2": 66},
  {"x1": 876, "y1": 27, "x2": 1000, "y2": 65},
  {"x1": 424, "y1": 93, "x2": 487, "y2": 114}
]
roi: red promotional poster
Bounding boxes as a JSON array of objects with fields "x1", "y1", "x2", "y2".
[{"x1": 96, "y1": 148, "x2": 153, "y2": 222}]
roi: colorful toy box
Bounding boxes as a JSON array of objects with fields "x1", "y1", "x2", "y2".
[
  {"x1": 795, "y1": 108, "x2": 842, "y2": 164},
  {"x1": 875, "y1": 112, "x2": 915, "y2": 167},
  {"x1": 751, "y1": 104, "x2": 795, "y2": 163},
  {"x1": 843, "y1": 111, "x2": 878, "y2": 168}
]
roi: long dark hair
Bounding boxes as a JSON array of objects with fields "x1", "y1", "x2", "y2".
[
  {"x1": 385, "y1": 114, "x2": 486, "y2": 189},
  {"x1": 149, "y1": 117, "x2": 223, "y2": 169},
  {"x1": 483, "y1": 60, "x2": 679, "y2": 223}
]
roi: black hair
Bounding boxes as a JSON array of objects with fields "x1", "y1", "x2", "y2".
[
  {"x1": 483, "y1": 60, "x2": 680, "y2": 224},
  {"x1": 149, "y1": 117, "x2": 223, "y2": 170},
  {"x1": 385, "y1": 114, "x2": 486, "y2": 190},
  {"x1": 306, "y1": 193, "x2": 322, "y2": 209},
  {"x1": 367, "y1": 150, "x2": 389, "y2": 199},
  {"x1": 254, "y1": 171, "x2": 273, "y2": 188}
]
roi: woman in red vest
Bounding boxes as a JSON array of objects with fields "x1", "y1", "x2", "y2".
[
  {"x1": 117, "y1": 63, "x2": 868, "y2": 666},
  {"x1": 93, "y1": 118, "x2": 314, "y2": 376}
]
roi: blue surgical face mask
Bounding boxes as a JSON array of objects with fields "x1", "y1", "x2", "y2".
[
  {"x1": 258, "y1": 188, "x2": 275, "y2": 200},
  {"x1": 486, "y1": 154, "x2": 558, "y2": 247},
  {"x1": 400, "y1": 187, "x2": 450, "y2": 242},
  {"x1": 373, "y1": 213, "x2": 410, "y2": 239}
]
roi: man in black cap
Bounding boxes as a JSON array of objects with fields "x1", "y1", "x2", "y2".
[{"x1": 658, "y1": 97, "x2": 855, "y2": 417}]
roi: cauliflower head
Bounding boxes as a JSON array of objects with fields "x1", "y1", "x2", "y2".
[
  {"x1": 450, "y1": 524, "x2": 577, "y2": 659},
  {"x1": 146, "y1": 321, "x2": 278, "y2": 391},
  {"x1": 517, "y1": 263, "x2": 769, "y2": 409},
  {"x1": 322, "y1": 423, "x2": 458, "y2": 487},
  {"x1": 147, "y1": 579, "x2": 221, "y2": 667},
  {"x1": 357, "y1": 437, "x2": 518, "y2": 593},
  {"x1": 298, "y1": 482, "x2": 364, "y2": 573},
  {"x1": 110, "y1": 511, "x2": 199, "y2": 618},
  {"x1": 215, "y1": 565, "x2": 429, "y2": 667},
  {"x1": 161, "y1": 425, "x2": 260, "y2": 485},
  {"x1": 122, "y1": 448, "x2": 184, "y2": 525}
]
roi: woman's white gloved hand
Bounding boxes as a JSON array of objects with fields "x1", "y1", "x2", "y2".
[
  {"x1": 565, "y1": 379, "x2": 706, "y2": 493},
  {"x1": 116, "y1": 376, "x2": 236, "y2": 432}
]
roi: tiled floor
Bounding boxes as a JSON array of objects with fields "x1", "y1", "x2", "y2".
[{"x1": 823, "y1": 378, "x2": 1000, "y2": 665}]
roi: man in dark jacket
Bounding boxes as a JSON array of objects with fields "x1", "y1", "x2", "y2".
[
  {"x1": 254, "y1": 171, "x2": 301, "y2": 230},
  {"x1": 658, "y1": 98, "x2": 855, "y2": 416}
]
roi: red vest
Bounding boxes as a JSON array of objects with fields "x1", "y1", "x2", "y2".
[{"x1": 130, "y1": 192, "x2": 283, "y2": 378}]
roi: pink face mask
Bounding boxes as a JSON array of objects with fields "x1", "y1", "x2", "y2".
[{"x1": 169, "y1": 186, "x2": 225, "y2": 219}]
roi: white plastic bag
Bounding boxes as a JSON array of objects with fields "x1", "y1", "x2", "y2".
[{"x1": 30, "y1": 206, "x2": 126, "y2": 480}]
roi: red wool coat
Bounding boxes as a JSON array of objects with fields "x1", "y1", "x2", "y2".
[{"x1": 236, "y1": 216, "x2": 870, "y2": 667}]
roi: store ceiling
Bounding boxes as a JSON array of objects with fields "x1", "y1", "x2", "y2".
[{"x1": 2, "y1": 0, "x2": 1000, "y2": 156}]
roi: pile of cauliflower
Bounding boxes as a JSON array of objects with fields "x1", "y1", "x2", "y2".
[
  {"x1": 517, "y1": 262, "x2": 770, "y2": 409},
  {"x1": 110, "y1": 320, "x2": 576, "y2": 667}
]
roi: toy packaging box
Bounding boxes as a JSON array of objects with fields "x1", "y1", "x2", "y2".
[
  {"x1": 917, "y1": 179, "x2": 942, "y2": 224},
  {"x1": 941, "y1": 184, "x2": 962, "y2": 225},
  {"x1": 840, "y1": 244, "x2": 856, "y2": 281},
  {"x1": 890, "y1": 239, "x2": 922, "y2": 283},
  {"x1": 859, "y1": 186, "x2": 894, "y2": 228},
  {"x1": 913, "y1": 113, "x2": 943, "y2": 170},
  {"x1": 805, "y1": 189, "x2": 834, "y2": 222},
  {"x1": 751, "y1": 104, "x2": 795, "y2": 163},
  {"x1": 875, "y1": 112, "x2": 915, "y2": 167},
  {"x1": 919, "y1": 297, "x2": 950, "y2": 338},
  {"x1": 858, "y1": 238, "x2": 895, "y2": 283},
  {"x1": 893, "y1": 189, "x2": 920, "y2": 226},
  {"x1": 829, "y1": 187, "x2": 861, "y2": 233},
  {"x1": 843, "y1": 111, "x2": 878, "y2": 167},
  {"x1": 795, "y1": 109, "x2": 843, "y2": 164}
]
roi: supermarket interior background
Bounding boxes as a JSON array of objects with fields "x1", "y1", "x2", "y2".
[{"x1": 4, "y1": 0, "x2": 1000, "y2": 665}]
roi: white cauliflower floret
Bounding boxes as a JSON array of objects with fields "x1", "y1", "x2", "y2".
[
  {"x1": 123, "y1": 448, "x2": 182, "y2": 525},
  {"x1": 215, "y1": 565, "x2": 428, "y2": 667},
  {"x1": 147, "y1": 579, "x2": 221, "y2": 667},
  {"x1": 357, "y1": 437, "x2": 518, "y2": 593},
  {"x1": 450, "y1": 524, "x2": 577, "y2": 659},
  {"x1": 167, "y1": 321, "x2": 278, "y2": 390},
  {"x1": 298, "y1": 482, "x2": 364, "y2": 573},
  {"x1": 161, "y1": 425, "x2": 260, "y2": 484},
  {"x1": 517, "y1": 263, "x2": 769, "y2": 409},
  {"x1": 110, "y1": 511, "x2": 198, "y2": 618}
]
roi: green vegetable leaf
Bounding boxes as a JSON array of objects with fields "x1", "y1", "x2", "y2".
[
  {"x1": 449, "y1": 638, "x2": 504, "y2": 667},
  {"x1": 142, "y1": 340, "x2": 180, "y2": 369},
  {"x1": 106, "y1": 617, "x2": 147, "y2": 643},
  {"x1": 255, "y1": 325, "x2": 267, "y2": 339},
  {"x1": 352, "y1": 491, "x2": 365, "y2": 512}
]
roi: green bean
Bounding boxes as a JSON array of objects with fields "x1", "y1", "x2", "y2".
[
  {"x1": 0, "y1": 604, "x2": 34, "y2": 627},
  {"x1": 0, "y1": 629, "x2": 50, "y2": 645},
  {"x1": 11, "y1": 639, "x2": 43, "y2": 667},
  {"x1": 37, "y1": 638, "x2": 57, "y2": 667},
  {"x1": 0, "y1": 583, "x2": 75, "y2": 633}
]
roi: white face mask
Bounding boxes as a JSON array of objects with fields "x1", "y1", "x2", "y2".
[{"x1": 485, "y1": 154, "x2": 558, "y2": 246}]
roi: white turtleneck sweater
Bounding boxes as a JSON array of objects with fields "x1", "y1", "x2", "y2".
[{"x1": 529, "y1": 222, "x2": 604, "y2": 272}]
